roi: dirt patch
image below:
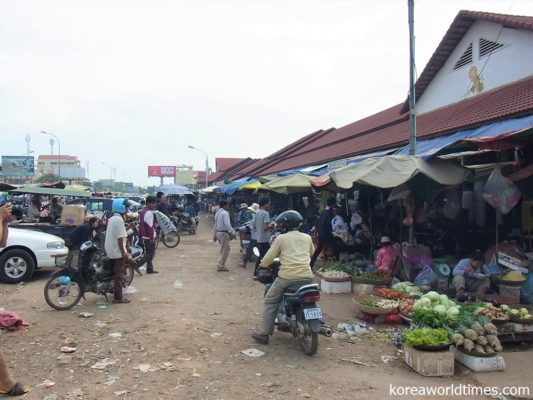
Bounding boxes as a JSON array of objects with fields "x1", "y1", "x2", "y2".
[{"x1": 0, "y1": 214, "x2": 531, "y2": 399}]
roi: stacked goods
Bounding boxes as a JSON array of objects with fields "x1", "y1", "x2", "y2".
[
  {"x1": 399, "y1": 298, "x2": 416, "y2": 317},
  {"x1": 375, "y1": 287, "x2": 407, "y2": 300},
  {"x1": 321, "y1": 270, "x2": 351, "y2": 282},
  {"x1": 391, "y1": 281, "x2": 423, "y2": 297},
  {"x1": 411, "y1": 292, "x2": 460, "y2": 329},
  {"x1": 451, "y1": 320, "x2": 502, "y2": 356},
  {"x1": 402, "y1": 328, "x2": 450, "y2": 348}
]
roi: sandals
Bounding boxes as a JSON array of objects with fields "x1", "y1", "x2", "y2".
[
  {"x1": 0, "y1": 383, "x2": 31, "y2": 396},
  {"x1": 112, "y1": 298, "x2": 131, "y2": 304}
]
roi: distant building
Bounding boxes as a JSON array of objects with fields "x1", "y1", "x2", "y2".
[{"x1": 37, "y1": 155, "x2": 86, "y2": 179}]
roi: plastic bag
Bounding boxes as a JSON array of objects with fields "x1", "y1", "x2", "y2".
[
  {"x1": 482, "y1": 165, "x2": 521, "y2": 214},
  {"x1": 414, "y1": 264, "x2": 438, "y2": 287}
]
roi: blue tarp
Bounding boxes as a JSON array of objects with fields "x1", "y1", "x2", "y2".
[
  {"x1": 396, "y1": 114, "x2": 533, "y2": 158},
  {"x1": 219, "y1": 178, "x2": 258, "y2": 196}
]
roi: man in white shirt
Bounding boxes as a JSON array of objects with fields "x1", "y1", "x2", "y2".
[
  {"x1": 105, "y1": 198, "x2": 132, "y2": 303},
  {"x1": 213, "y1": 200, "x2": 236, "y2": 271}
]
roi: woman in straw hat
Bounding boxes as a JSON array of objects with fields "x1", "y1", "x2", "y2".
[{"x1": 374, "y1": 236, "x2": 397, "y2": 278}]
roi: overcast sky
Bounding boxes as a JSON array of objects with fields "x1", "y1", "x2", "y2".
[{"x1": 1, "y1": 0, "x2": 532, "y2": 186}]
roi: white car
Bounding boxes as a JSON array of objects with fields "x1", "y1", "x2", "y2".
[{"x1": 0, "y1": 228, "x2": 69, "y2": 284}]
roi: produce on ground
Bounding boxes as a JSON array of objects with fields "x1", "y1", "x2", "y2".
[
  {"x1": 321, "y1": 270, "x2": 351, "y2": 280},
  {"x1": 355, "y1": 272, "x2": 390, "y2": 282},
  {"x1": 399, "y1": 298, "x2": 415, "y2": 317},
  {"x1": 472, "y1": 303, "x2": 510, "y2": 321},
  {"x1": 501, "y1": 304, "x2": 532, "y2": 320},
  {"x1": 317, "y1": 263, "x2": 353, "y2": 275},
  {"x1": 413, "y1": 291, "x2": 460, "y2": 318},
  {"x1": 391, "y1": 281, "x2": 423, "y2": 297},
  {"x1": 450, "y1": 320, "x2": 502, "y2": 354},
  {"x1": 401, "y1": 328, "x2": 449, "y2": 347},
  {"x1": 412, "y1": 307, "x2": 455, "y2": 329},
  {"x1": 360, "y1": 298, "x2": 399, "y2": 309},
  {"x1": 374, "y1": 287, "x2": 406, "y2": 300}
]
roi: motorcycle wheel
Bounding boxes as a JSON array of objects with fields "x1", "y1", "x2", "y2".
[
  {"x1": 124, "y1": 265, "x2": 135, "y2": 286},
  {"x1": 296, "y1": 310, "x2": 318, "y2": 356},
  {"x1": 44, "y1": 275, "x2": 83, "y2": 310},
  {"x1": 162, "y1": 231, "x2": 180, "y2": 248}
]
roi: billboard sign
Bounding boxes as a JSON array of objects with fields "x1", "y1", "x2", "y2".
[
  {"x1": 148, "y1": 165, "x2": 176, "y2": 177},
  {"x1": 2, "y1": 156, "x2": 35, "y2": 177}
]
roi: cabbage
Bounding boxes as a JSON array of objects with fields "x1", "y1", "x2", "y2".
[
  {"x1": 445, "y1": 300, "x2": 456, "y2": 309},
  {"x1": 414, "y1": 297, "x2": 432, "y2": 309},
  {"x1": 439, "y1": 294, "x2": 449, "y2": 304},
  {"x1": 447, "y1": 307, "x2": 460, "y2": 317},
  {"x1": 433, "y1": 305, "x2": 447, "y2": 314},
  {"x1": 426, "y1": 291, "x2": 440, "y2": 302}
]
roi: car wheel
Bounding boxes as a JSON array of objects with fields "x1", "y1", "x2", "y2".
[{"x1": 0, "y1": 249, "x2": 36, "y2": 284}]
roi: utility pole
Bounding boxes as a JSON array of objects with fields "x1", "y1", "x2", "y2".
[{"x1": 408, "y1": 0, "x2": 417, "y2": 245}]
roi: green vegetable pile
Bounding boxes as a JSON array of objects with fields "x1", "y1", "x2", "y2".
[
  {"x1": 317, "y1": 263, "x2": 353, "y2": 275},
  {"x1": 401, "y1": 328, "x2": 450, "y2": 347},
  {"x1": 412, "y1": 308, "x2": 455, "y2": 329}
]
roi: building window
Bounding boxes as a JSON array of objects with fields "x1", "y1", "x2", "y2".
[{"x1": 453, "y1": 42, "x2": 473, "y2": 70}]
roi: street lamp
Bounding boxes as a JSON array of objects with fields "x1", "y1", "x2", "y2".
[
  {"x1": 41, "y1": 131, "x2": 61, "y2": 181},
  {"x1": 188, "y1": 145, "x2": 209, "y2": 188}
]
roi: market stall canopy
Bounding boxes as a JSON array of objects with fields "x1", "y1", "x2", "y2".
[
  {"x1": 0, "y1": 183, "x2": 18, "y2": 191},
  {"x1": 11, "y1": 185, "x2": 91, "y2": 197},
  {"x1": 199, "y1": 185, "x2": 220, "y2": 194},
  {"x1": 259, "y1": 173, "x2": 314, "y2": 194},
  {"x1": 240, "y1": 181, "x2": 262, "y2": 190},
  {"x1": 316, "y1": 155, "x2": 468, "y2": 190},
  {"x1": 219, "y1": 178, "x2": 258, "y2": 195},
  {"x1": 159, "y1": 184, "x2": 193, "y2": 196}
]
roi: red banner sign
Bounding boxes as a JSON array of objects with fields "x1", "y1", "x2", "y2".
[{"x1": 147, "y1": 165, "x2": 176, "y2": 177}]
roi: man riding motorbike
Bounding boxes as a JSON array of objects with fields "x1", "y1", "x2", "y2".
[{"x1": 251, "y1": 210, "x2": 315, "y2": 345}]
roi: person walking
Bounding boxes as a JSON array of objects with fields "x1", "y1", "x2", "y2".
[
  {"x1": 213, "y1": 200, "x2": 235, "y2": 272},
  {"x1": 139, "y1": 195, "x2": 158, "y2": 274},
  {"x1": 310, "y1": 198, "x2": 336, "y2": 269},
  {"x1": 105, "y1": 198, "x2": 133, "y2": 304},
  {"x1": 253, "y1": 198, "x2": 273, "y2": 278},
  {"x1": 0, "y1": 202, "x2": 31, "y2": 396}
]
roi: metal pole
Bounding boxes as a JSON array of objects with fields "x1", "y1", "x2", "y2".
[
  {"x1": 408, "y1": 0, "x2": 416, "y2": 245},
  {"x1": 41, "y1": 131, "x2": 61, "y2": 181},
  {"x1": 205, "y1": 153, "x2": 209, "y2": 188}
]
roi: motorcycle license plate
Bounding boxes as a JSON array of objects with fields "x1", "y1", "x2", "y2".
[{"x1": 303, "y1": 307, "x2": 322, "y2": 320}]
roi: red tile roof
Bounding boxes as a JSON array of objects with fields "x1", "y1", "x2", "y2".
[
  {"x1": 401, "y1": 10, "x2": 533, "y2": 113},
  {"x1": 252, "y1": 76, "x2": 533, "y2": 176},
  {"x1": 215, "y1": 158, "x2": 247, "y2": 172}
]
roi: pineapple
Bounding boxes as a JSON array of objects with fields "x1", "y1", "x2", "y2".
[
  {"x1": 474, "y1": 344, "x2": 486, "y2": 354},
  {"x1": 484, "y1": 345, "x2": 495, "y2": 355},
  {"x1": 471, "y1": 322, "x2": 484, "y2": 335},
  {"x1": 486, "y1": 335, "x2": 498, "y2": 346},
  {"x1": 483, "y1": 323, "x2": 497, "y2": 335},
  {"x1": 452, "y1": 333, "x2": 464, "y2": 346},
  {"x1": 463, "y1": 339, "x2": 475, "y2": 351},
  {"x1": 464, "y1": 329, "x2": 478, "y2": 342},
  {"x1": 494, "y1": 342, "x2": 503, "y2": 352},
  {"x1": 476, "y1": 335, "x2": 488, "y2": 346}
]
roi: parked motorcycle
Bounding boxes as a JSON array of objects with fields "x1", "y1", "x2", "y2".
[
  {"x1": 44, "y1": 240, "x2": 137, "y2": 310},
  {"x1": 253, "y1": 247, "x2": 331, "y2": 356}
]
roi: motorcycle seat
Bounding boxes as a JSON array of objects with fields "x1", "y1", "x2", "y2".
[{"x1": 283, "y1": 283, "x2": 319, "y2": 296}]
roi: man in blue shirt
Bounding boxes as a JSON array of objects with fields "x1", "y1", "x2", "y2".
[{"x1": 452, "y1": 250, "x2": 491, "y2": 301}]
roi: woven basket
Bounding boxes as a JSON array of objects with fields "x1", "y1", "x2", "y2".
[
  {"x1": 321, "y1": 274, "x2": 352, "y2": 283},
  {"x1": 353, "y1": 295, "x2": 398, "y2": 315}
]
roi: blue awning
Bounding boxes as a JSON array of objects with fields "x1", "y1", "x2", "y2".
[
  {"x1": 396, "y1": 114, "x2": 533, "y2": 158},
  {"x1": 219, "y1": 178, "x2": 258, "y2": 196}
]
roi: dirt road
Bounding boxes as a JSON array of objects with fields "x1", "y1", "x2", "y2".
[{"x1": 1, "y1": 214, "x2": 532, "y2": 400}]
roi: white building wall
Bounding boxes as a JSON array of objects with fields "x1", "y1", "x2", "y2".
[{"x1": 417, "y1": 21, "x2": 533, "y2": 115}]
